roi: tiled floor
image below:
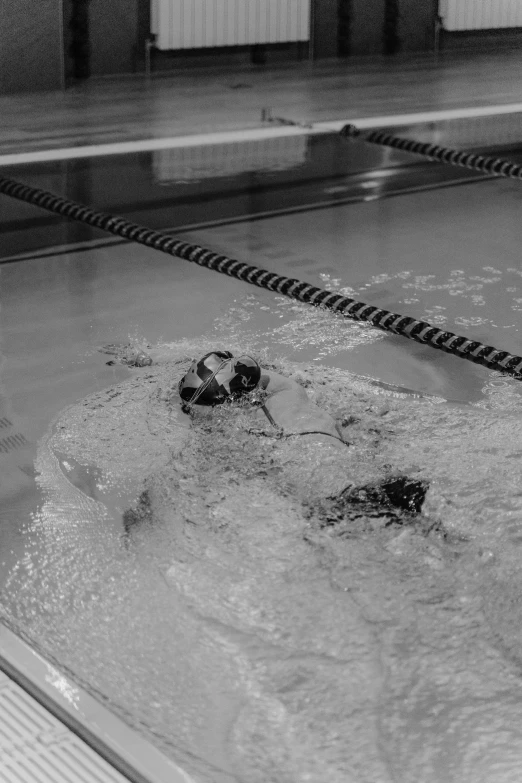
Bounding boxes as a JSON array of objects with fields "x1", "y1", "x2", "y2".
[{"x1": 0, "y1": 670, "x2": 127, "y2": 783}]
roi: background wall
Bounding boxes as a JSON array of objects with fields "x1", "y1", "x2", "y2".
[
  {"x1": 351, "y1": 0, "x2": 387, "y2": 55},
  {"x1": 3, "y1": 0, "x2": 520, "y2": 94},
  {"x1": 0, "y1": 0, "x2": 64, "y2": 93},
  {"x1": 89, "y1": 0, "x2": 141, "y2": 76},
  {"x1": 399, "y1": 0, "x2": 438, "y2": 52},
  {"x1": 63, "y1": 0, "x2": 145, "y2": 80},
  {"x1": 312, "y1": 0, "x2": 436, "y2": 60},
  {"x1": 73, "y1": 0, "x2": 436, "y2": 76},
  {"x1": 311, "y1": 0, "x2": 338, "y2": 58}
]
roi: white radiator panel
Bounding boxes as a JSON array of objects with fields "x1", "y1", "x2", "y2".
[
  {"x1": 440, "y1": 0, "x2": 522, "y2": 30},
  {"x1": 151, "y1": 0, "x2": 310, "y2": 50}
]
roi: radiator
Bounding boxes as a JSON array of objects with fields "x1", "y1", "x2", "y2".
[
  {"x1": 151, "y1": 0, "x2": 310, "y2": 50},
  {"x1": 440, "y1": 0, "x2": 522, "y2": 30}
]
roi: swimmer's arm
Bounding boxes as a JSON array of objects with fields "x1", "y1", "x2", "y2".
[
  {"x1": 259, "y1": 371, "x2": 310, "y2": 400},
  {"x1": 259, "y1": 371, "x2": 343, "y2": 441}
]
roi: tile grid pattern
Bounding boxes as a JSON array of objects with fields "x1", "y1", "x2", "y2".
[{"x1": 0, "y1": 670, "x2": 128, "y2": 783}]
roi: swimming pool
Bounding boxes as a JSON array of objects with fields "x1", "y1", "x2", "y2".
[{"x1": 2, "y1": 117, "x2": 522, "y2": 782}]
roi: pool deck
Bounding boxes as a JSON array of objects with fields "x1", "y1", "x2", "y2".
[
  {"x1": 2, "y1": 46, "x2": 522, "y2": 783},
  {"x1": 1, "y1": 49, "x2": 522, "y2": 157}
]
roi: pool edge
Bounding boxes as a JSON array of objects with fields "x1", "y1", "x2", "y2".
[{"x1": 0, "y1": 621, "x2": 195, "y2": 783}]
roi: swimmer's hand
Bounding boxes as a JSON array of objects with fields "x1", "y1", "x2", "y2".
[{"x1": 259, "y1": 372, "x2": 345, "y2": 443}]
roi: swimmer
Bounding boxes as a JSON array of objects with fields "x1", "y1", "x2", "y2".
[{"x1": 179, "y1": 351, "x2": 428, "y2": 519}]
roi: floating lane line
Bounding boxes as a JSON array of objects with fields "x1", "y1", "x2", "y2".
[{"x1": 1, "y1": 102, "x2": 522, "y2": 167}]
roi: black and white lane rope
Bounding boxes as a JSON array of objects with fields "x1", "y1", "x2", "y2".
[
  {"x1": 1, "y1": 173, "x2": 522, "y2": 379},
  {"x1": 340, "y1": 123, "x2": 522, "y2": 179}
]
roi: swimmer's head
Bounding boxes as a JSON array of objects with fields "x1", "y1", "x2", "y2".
[{"x1": 178, "y1": 351, "x2": 261, "y2": 407}]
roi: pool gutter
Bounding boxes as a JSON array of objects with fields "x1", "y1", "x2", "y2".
[
  {"x1": 0, "y1": 621, "x2": 195, "y2": 783},
  {"x1": 1, "y1": 102, "x2": 522, "y2": 166}
]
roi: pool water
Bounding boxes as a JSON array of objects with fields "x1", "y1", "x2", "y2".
[
  {"x1": 5, "y1": 347, "x2": 522, "y2": 783},
  {"x1": 2, "y1": 124, "x2": 522, "y2": 782}
]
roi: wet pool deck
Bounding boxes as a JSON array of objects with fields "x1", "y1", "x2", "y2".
[
  {"x1": 2, "y1": 49, "x2": 522, "y2": 157},
  {"x1": 2, "y1": 48, "x2": 522, "y2": 783}
]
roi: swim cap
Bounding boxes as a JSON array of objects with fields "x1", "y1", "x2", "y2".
[{"x1": 178, "y1": 351, "x2": 261, "y2": 406}]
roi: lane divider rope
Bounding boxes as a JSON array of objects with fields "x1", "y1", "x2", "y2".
[
  {"x1": 340, "y1": 123, "x2": 522, "y2": 179},
  {"x1": 1, "y1": 173, "x2": 522, "y2": 380}
]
